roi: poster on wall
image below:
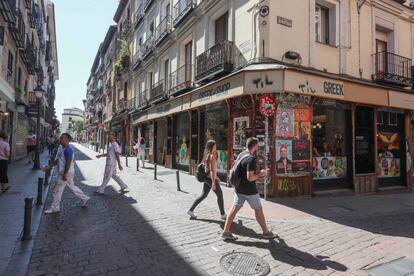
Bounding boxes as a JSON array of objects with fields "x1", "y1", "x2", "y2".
[
  {"x1": 377, "y1": 132, "x2": 401, "y2": 178},
  {"x1": 378, "y1": 158, "x2": 400, "y2": 178},
  {"x1": 276, "y1": 108, "x2": 294, "y2": 138},
  {"x1": 177, "y1": 136, "x2": 189, "y2": 165},
  {"x1": 313, "y1": 157, "x2": 347, "y2": 179},
  {"x1": 216, "y1": 150, "x2": 228, "y2": 173},
  {"x1": 233, "y1": 116, "x2": 249, "y2": 150},
  {"x1": 276, "y1": 139, "x2": 293, "y2": 174},
  {"x1": 149, "y1": 124, "x2": 154, "y2": 156}
]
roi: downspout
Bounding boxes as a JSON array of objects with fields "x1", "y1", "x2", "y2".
[{"x1": 357, "y1": 0, "x2": 367, "y2": 79}]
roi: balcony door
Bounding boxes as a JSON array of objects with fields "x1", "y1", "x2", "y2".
[
  {"x1": 185, "y1": 41, "x2": 192, "y2": 83},
  {"x1": 376, "y1": 39, "x2": 388, "y2": 77},
  {"x1": 215, "y1": 12, "x2": 228, "y2": 43},
  {"x1": 164, "y1": 59, "x2": 169, "y2": 90}
]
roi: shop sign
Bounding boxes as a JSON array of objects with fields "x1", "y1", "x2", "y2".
[
  {"x1": 285, "y1": 71, "x2": 345, "y2": 100},
  {"x1": 147, "y1": 97, "x2": 183, "y2": 121},
  {"x1": 198, "y1": 82, "x2": 231, "y2": 102},
  {"x1": 388, "y1": 91, "x2": 414, "y2": 111},
  {"x1": 258, "y1": 95, "x2": 276, "y2": 117},
  {"x1": 244, "y1": 71, "x2": 283, "y2": 94}
]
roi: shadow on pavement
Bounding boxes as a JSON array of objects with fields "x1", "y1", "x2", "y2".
[
  {"x1": 230, "y1": 239, "x2": 348, "y2": 272},
  {"x1": 273, "y1": 194, "x2": 414, "y2": 239},
  {"x1": 27, "y1": 147, "x2": 202, "y2": 276}
]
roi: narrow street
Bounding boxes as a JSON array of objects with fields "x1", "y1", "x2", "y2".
[{"x1": 23, "y1": 144, "x2": 414, "y2": 276}]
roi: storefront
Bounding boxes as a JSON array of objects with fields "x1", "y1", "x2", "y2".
[
  {"x1": 154, "y1": 118, "x2": 168, "y2": 165},
  {"x1": 173, "y1": 112, "x2": 190, "y2": 171}
]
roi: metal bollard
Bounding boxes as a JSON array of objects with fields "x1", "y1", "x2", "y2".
[
  {"x1": 176, "y1": 170, "x2": 181, "y2": 191},
  {"x1": 21, "y1": 197, "x2": 33, "y2": 241},
  {"x1": 36, "y1": 178, "x2": 44, "y2": 206},
  {"x1": 154, "y1": 164, "x2": 157, "y2": 180},
  {"x1": 136, "y1": 157, "x2": 139, "y2": 171},
  {"x1": 125, "y1": 156, "x2": 129, "y2": 167}
]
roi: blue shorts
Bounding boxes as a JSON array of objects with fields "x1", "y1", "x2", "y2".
[{"x1": 233, "y1": 193, "x2": 262, "y2": 210}]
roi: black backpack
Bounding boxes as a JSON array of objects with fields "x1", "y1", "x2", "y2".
[
  {"x1": 195, "y1": 163, "x2": 207, "y2": 182},
  {"x1": 228, "y1": 153, "x2": 252, "y2": 188}
]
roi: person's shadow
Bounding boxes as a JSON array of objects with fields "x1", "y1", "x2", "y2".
[{"x1": 230, "y1": 238, "x2": 347, "y2": 272}]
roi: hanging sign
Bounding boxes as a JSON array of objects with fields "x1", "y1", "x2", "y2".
[{"x1": 258, "y1": 95, "x2": 275, "y2": 117}]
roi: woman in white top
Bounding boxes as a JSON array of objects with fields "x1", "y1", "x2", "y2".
[{"x1": 0, "y1": 131, "x2": 10, "y2": 193}]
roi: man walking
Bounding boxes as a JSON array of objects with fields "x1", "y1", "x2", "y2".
[
  {"x1": 222, "y1": 137, "x2": 276, "y2": 241},
  {"x1": 26, "y1": 130, "x2": 37, "y2": 163},
  {"x1": 45, "y1": 133, "x2": 90, "y2": 214},
  {"x1": 95, "y1": 133, "x2": 128, "y2": 195}
]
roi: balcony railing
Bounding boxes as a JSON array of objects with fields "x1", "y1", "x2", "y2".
[
  {"x1": 155, "y1": 15, "x2": 171, "y2": 46},
  {"x1": 149, "y1": 80, "x2": 167, "y2": 103},
  {"x1": 132, "y1": 49, "x2": 143, "y2": 71},
  {"x1": 173, "y1": 0, "x2": 195, "y2": 27},
  {"x1": 9, "y1": 9, "x2": 25, "y2": 48},
  {"x1": 144, "y1": 0, "x2": 154, "y2": 12},
  {"x1": 117, "y1": 98, "x2": 128, "y2": 112},
  {"x1": 169, "y1": 64, "x2": 194, "y2": 96},
  {"x1": 142, "y1": 35, "x2": 154, "y2": 60},
  {"x1": 130, "y1": 91, "x2": 149, "y2": 110},
  {"x1": 195, "y1": 40, "x2": 234, "y2": 83},
  {"x1": 134, "y1": 4, "x2": 144, "y2": 28},
  {"x1": 372, "y1": 51, "x2": 412, "y2": 87},
  {"x1": 0, "y1": 0, "x2": 16, "y2": 23}
]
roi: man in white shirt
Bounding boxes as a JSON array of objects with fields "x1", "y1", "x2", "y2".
[
  {"x1": 45, "y1": 133, "x2": 90, "y2": 214},
  {"x1": 95, "y1": 133, "x2": 128, "y2": 195}
]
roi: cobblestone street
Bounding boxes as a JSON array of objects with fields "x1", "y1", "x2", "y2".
[{"x1": 25, "y1": 144, "x2": 414, "y2": 276}]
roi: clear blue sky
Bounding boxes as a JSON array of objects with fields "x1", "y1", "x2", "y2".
[{"x1": 53, "y1": 0, "x2": 118, "y2": 121}]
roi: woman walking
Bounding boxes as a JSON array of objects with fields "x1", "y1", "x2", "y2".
[
  {"x1": 187, "y1": 140, "x2": 226, "y2": 220},
  {"x1": 0, "y1": 131, "x2": 10, "y2": 193}
]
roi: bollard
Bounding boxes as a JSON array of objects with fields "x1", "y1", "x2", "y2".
[
  {"x1": 125, "y1": 156, "x2": 129, "y2": 167},
  {"x1": 36, "y1": 178, "x2": 44, "y2": 206},
  {"x1": 21, "y1": 197, "x2": 33, "y2": 241},
  {"x1": 176, "y1": 170, "x2": 181, "y2": 191},
  {"x1": 154, "y1": 164, "x2": 157, "y2": 180},
  {"x1": 136, "y1": 157, "x2": 139, "y2": 171}
]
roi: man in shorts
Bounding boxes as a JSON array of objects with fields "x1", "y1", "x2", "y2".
[{"x1": 222, "y1": 137, "x2": 276, "y2": 241}]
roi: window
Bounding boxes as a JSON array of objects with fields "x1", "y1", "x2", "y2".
[
  {"x1": 215, "y1": 12, "x2": 228, "y2": 43},
  {"x1": 17, "y1": 67, "x2": 21, "y2": 87},
  {"x1": 7, "y1": 51, "x2": 13, "y2": 75},
  {"x1": 69, "y1": 117, "x2": 72, "y2": 122},
  {"x1": 355, "y1": 107, "x2": 375, "y2": 174},
  {"x1": 315, "y1": 2, "x2": 336, "y2": 45},
  {"x1": 149, "y1": 21, "x2": 154, "y2": 36},
  {"x1": 164, "y1": 59, "x2": 169, "y2": 89}
]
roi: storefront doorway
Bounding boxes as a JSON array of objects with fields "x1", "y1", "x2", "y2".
[
  {"x1": 377, "y1": 110, "x2": 406, "y2": 187},
  {"x1": 312, "y1": 100, "x2": 353, "y2": 190},
  {"x1": 173, "y1": 112, "x2": 190, "y2": 171},
  {"x1": 155, "y1": 119, "x2": 167, "y2": 165}
]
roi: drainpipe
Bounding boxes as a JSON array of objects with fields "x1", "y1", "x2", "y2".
[{"x1": 357, "y1": 0, "x2": 367, "y2": 79}]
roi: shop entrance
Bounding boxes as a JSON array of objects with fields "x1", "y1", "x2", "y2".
[
  {"x1": 377, "y1": 110, "x2": 406, "y2": 187},
  {"x1": 312, "y1": 101, "x2": 353, "y2": 191},
  {"x1": 173, "y1": 112, "x2": 190, "y2": 171},
  {"x1": 155, "y1": 119, "x2": 167, "y2": 165}
]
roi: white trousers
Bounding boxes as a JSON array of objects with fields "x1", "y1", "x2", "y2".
[
  {"x1": 97, "y1": 164, "x2": 128, "y2": 193},
  {"x1": 50, "y1": 174, "x2": 90, "y2": 211}
]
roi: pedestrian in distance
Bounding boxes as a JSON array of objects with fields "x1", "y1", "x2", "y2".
[
  {"x1": 94, "y1": 133, "x2": 128, "y2": 195},
  {"x1": 188, "y1": 140, "x2": 226, "y2": 220},
  {"x1": 222, "y1": 137, "x2": 276, "y2": 241},
  {"x1": 26, "y1": 130, "x2": 37, "y2": 163},
  {"x1": 133, "y1": 137, "x2": 146, "y2": 168},
  {"x1": 0, "y1": 131, "x2": 10, "y2": 193},
  {"x1": 44, "y1": 133, "x2": 90, "y2": 214}
]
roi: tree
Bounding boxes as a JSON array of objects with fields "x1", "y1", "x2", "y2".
[{"x1": 73, "y1": 121, "x2": 84, "y2": 136}]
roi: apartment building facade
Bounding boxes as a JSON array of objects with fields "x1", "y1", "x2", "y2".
[
  {"x1": 0, "y1": 0, "x2": 58, "y2": 161},
  {"x1": 87, "y1": 0, "x2": 414, "y2": 197}
]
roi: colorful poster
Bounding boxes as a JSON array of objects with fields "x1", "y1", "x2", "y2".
[
  {"x1": 293, "y1": 140, "x2": 310, "y2": 161},
  {"x1": 177, "y1": 137, "x2": 189, "y2": 165},
  {"x1": 313, "y1": 156, "x2": 347, "y2": 179},
  {"x1": 377, "y1": 132, "x2": 400, "y2": 158},
  {"x1": 276, "y1": 139, "x2": 293, "y2": 174},
  {"x1": 378, "y1": 158, "x2": 400, "y2": 178},
  {"x1": 276, "y1": 108, "x2": 294, "y2": 138},
  {"x1": 294, "y1": 121, "x2": 311, "y2": 140},
  {"x1": 294, "y1": 108, "x2": 311, "y2": 122},
  {"x1": 216, "y1": 150, "x2": 228, "y2": 173},
  {"x1": 233, "y1": 116, "x2": 249, "y2": 149}
]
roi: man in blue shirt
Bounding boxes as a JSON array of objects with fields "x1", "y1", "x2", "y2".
[{"x1": 44, "y1": 133, "x2": 90, "y2": 214}]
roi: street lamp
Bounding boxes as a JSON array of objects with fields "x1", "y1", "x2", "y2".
[{"x1": 33, "y1": 84, "x2": 44, "y2": 170}]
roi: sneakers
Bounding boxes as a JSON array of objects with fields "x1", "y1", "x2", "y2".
[
  {"x1": 93, "y1": 191, "x2": 104, "y2": 195},
  {"x1": 120, "y1": 187, "x2": 129, "y2": 193},
  {"x1": 221, "y1": 214, "x2": 227, "y2": 221},
  {"x1": 187, "y1": 210, "x2": 197, "y2": 219},
  {"x1": 222, "y1": 232, "x2": 238, "y2": 241},
  {"x1": 1, "y1": 186, "x2": 9, "y2": 193},
  {"x1": 81, "y1": 197, "x2": 90, "y2": 208},
  {"x1": 44, "y1": 209, "x2": 60, "y2": 214},
  {"x1": 262, "y1": 231, "x2": 277, "y2": 239}
]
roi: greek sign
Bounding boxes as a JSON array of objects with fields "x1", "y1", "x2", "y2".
[{"x1": 244, "y1": 71, "x2": 284, "y2": 93}]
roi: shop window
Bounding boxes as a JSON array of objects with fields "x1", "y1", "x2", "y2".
[
  {"x1": 312, "y1": 105, "x2": 350, "y2": 182},
  {"x1": 315, "y1": 1, "x2": 337, "y2": 46},
  {"x1": 201, "y1": 102, "x2": 228, "y2": 174},
  {"x1": 174, "y1": 113, "x2": 189, "y2": 166},
  {"x1": 191, "y1": 110, "x2": 198, "y2": 162},
  {"x1": 355, "y1": 107, "x2": 375, "y2": 174}
]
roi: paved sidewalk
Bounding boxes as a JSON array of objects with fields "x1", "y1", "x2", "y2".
[
  {"x1": 26, "y1": 144, "x2": 414, "y2": 275},
  {"x1": 0, "y1": 152, "x2": 52, "y2": 276}
]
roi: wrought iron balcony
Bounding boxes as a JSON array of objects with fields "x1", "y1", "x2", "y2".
[
  {"x1": 173, "y1": 0, "x2": 195, "y2": 27},
  {"x1": 117, "y1": 98, "x2": 128, "y2": 112},
  {"x1": 132, "y1": 49, "x2": 143, "y2": 71},
  {"x1": 149, "y1": 80, "x2": 167, "y2": 104},
  {"x1": 9, "y1": 9, "x2": 25, "y2": 48},
  {"x1": 0, "y1": 0, "x2": 16, "y2": 23},
  {"x1": 169, "y1": 64, "x2": 194, "y2": 96},
  {"x1": 155, "y1": 15, "x2": 171, "y2": 46},
  {"x1": 134, "y1": 3, "x2": 144, "y2": 28},
  {"x1": 195, "y1": 40, "x2": 234, "y2": 83},
  {"x1": 372, "y1": 51, "x2": 412, "y2": 87},
  {"x1": 144, "y1": 0, "x2": 154, "y2": 12},
  {"x1": 130, "y1": 91, "x2": 149, "y2": 110},
  {"x1": 142, "y1": 35, "x2": 154, "y2": 60}
]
